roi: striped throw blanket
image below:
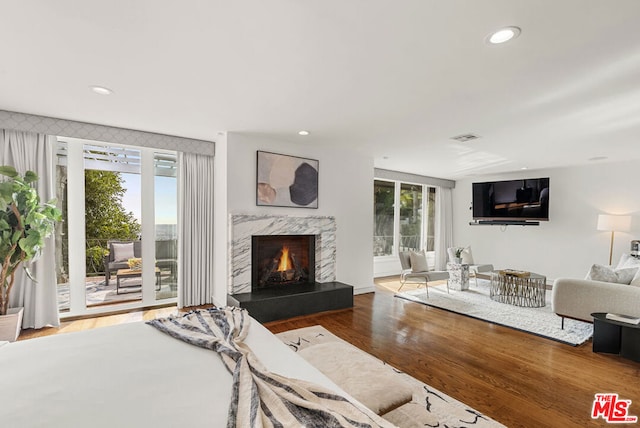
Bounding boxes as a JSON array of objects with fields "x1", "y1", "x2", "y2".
[{"x1": 147, "y1": 307, "x2": 392, "y2": 428}]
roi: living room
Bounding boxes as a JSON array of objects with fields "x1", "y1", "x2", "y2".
[{"x1": 2, "y1": 2, "x2": 640, "y2": 428}]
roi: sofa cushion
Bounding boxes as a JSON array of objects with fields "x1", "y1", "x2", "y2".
[
  {"x1": 585, "y1": 264, "x2": 638, "y2": 284},
  {"x1": 630, "y1": 269, "x2": 640, "y2": 287},
  {"x1": 410, "y1": 250, "x2": 429, "y2": 273},
  {"x1": 552, "y1": 278, "x2": 640, "y2": 322}
]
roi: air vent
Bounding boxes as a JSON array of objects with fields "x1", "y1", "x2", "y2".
[{"x1": 450, "y1": 133, "x2": 481, "y2": 142}]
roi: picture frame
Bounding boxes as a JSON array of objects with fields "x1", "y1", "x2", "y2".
[{"x1": 256, "y1": 151, "x2": 319, "y2": 208}]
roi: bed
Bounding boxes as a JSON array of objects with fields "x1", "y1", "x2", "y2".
[{"x1": 0, "y1": 310, "x2": 394, "y2": 427}]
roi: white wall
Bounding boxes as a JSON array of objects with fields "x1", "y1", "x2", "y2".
[
  {"x1": 452, "y1": 160, "x2": 640, "y2": 283},
  {"x1": 212, "y1": 133, "x2": 228, "y2": 306},
  {"x1": 218, "y1": 132, "x2": 375, "y2": 297}
]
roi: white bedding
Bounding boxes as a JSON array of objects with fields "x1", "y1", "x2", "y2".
[{"x1": 0, "y1": 317, "x2": 390, "y2": 427}]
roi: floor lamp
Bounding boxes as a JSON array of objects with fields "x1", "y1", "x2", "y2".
[{"x1": 597, "y1": 214, "x2": 632, "y2": 265}]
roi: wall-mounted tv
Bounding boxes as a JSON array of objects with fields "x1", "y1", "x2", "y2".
[{"x1": 472, "y1": 178, "x2": 549, "y2": 221}]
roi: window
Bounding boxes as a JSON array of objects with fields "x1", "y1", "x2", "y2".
[
  {"x1": 374, "y1": 180, "x2": 395, "y2": 256},
  {"x1": 374, "y1": 179, "x2": 437, "y2": 257},
  {"x1": 399, "y1": 183, "x2": 423, "y2": 252}
]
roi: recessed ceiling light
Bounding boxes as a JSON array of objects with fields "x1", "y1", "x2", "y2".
[
  {"x1": 298, "y1": 130, "x2": 310, "y2": 136},
  {"x1": 487, "y1": 26, "x2": 521, "y2": 44},
  {"x1": 90, "y1": 85, "x2": 113, "y2": 95},
  {"x1": 521, "y1": 167, "x2": 528, "y2": 170},
  {"x1": 588, "y1": 156, "x2": 608, "y2": 161}
]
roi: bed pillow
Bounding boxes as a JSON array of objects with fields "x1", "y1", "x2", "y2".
[
  {"x1": 112, "y1": 242, "x2": 135, "y2": 262},
  {"x1": 630, "y1": 268, "x2": 640, "y2": 287},
  {"x1": 410, "y1": 250, "x2": 429, "y2": 273},
  {"x1": 585, "y1": 264, "x2": 638, "y2": 284}
]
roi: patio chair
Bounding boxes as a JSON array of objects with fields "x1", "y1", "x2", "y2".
[
  {"x1": 155, "y1": 239, "x2": 177, "y2": 282},
  {"x1": 104, "y1": 240, "x2": 142, "y2": 286}
]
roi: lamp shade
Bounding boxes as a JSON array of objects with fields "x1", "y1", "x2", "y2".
[{"x1": 597, "y1": 214, "x2": 631, "y2": 232}]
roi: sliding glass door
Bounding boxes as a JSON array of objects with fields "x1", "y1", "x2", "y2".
[
  {"x1": 55, "y1": 138, "x2": 178, "y2": 316},
  {"x1": 154, "y1": 152, "x2": 178, "y2": 300}
]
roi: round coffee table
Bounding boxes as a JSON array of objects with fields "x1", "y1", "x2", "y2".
[{"x1": 489, "y1": 271, "x2": 546, "y2": 307}]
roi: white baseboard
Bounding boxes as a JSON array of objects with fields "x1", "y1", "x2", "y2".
[{"x1": 354, "y1": 286, "x2": 376, "y2": 295}]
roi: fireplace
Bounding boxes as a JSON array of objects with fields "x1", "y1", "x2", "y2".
[
  {"x1": 251, "y1": 235, "x2": 316, "y2": 291},
  {"x1": 229, "y1": 216, "x2": 351, "y2": 323}
]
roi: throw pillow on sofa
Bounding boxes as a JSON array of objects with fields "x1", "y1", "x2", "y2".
[
  {"x1": 620, "y1": 256, "x2": 640, "y2": 286},
  {"x1": 622, "y1": 256, "x2": 640, "y2": 269},
  {"x1": 585, "y1": 264, "x2": 638, "y2": 284},
  {"x1": 616, "y1": 253, "x2": 632, "y2": 269}
]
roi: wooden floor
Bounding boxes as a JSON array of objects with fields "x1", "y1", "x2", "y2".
[
  {"x1": 18, "y1": 283, "x2": 640, "y2": 428},
  {"x1": 18, "y1": 306, "x2": 181, "y2": 340}
]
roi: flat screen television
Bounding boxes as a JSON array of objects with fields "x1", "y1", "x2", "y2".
[{"x1": 472, "y1": 178, "x2": 549, "y2": 221}]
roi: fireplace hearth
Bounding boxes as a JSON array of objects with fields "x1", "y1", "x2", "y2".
[{"x1": 251, "y1": 235, "x2": 315, "y2": 291}]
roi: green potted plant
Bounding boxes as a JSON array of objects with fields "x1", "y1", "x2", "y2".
[
  {"x1": 0, "y1": 166, "x2": 61, "y2": 341},
  {"x1": 453, "y1": 247, "x2": 464, "y2": 264}
]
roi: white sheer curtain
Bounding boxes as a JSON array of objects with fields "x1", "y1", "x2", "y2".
[
  {"x1": 434, "y1": 187, "x2": 453, "y2": 271},
  {"x1": 178, "y1": 152, "x2": 215, "y2": 308},
  {"x1": 0, "y1": 129, "x2": 60, "y2": 328}
]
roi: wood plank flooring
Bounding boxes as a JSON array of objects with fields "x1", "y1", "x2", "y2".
[
  {"x1": 17, "y1": 285, "x2": 640, "y2": 427},
  {"x1": 18, "y1": 306, "x2": 181, "y2": 340}
]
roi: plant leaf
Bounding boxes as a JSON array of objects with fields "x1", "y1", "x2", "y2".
[
  {"x1": 0, "y1": 165, "x2": 18, "y2": 178},
  {"x1": 23, "y1": 170, "x2": 39, "y2": 183}
]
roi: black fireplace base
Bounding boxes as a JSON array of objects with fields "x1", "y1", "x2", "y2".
[{"x1": 227, "y1": 282, "x2": 353, "y2": 323}]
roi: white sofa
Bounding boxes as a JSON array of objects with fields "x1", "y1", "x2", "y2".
[{"x1": 552, "y1": 278, "x2": 640, "y2": 327}]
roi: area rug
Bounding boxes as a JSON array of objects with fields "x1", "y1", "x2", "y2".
[
  {"x1": 277, "y1": 325, "x2": 505, "y2": 428},
  {"x1": 396, "y1": 279, "x2": 593, "y2": 346}
]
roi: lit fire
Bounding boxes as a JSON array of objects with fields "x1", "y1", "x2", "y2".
[{"x1": 277, "y1": 246, "x2": 290, "y2": 271}]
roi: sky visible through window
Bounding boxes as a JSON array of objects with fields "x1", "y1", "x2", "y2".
[{"x1": 121, "y1": 173, "x2": 177, "y2": 224}]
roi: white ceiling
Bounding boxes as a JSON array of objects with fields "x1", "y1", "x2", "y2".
[{"x1": 1, "y1": 1, "x2": 640, "y2": 179}]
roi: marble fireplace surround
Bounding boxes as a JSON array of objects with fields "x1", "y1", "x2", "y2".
[{"x1": 229, "y1": 214, "x2": 337, "y2": 295}]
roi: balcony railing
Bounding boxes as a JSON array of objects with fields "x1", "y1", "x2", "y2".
[{"x1": 373, "y1": 235, "x2": 435, "y2": 257}]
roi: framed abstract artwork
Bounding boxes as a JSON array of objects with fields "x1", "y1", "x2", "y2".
[{"x1": 256, "y1": 151, "x2": 319, "y2": 208}]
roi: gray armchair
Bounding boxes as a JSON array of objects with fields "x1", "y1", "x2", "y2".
[
  {"x1": 398, "y1": 251, "x2": 450, "y2": 296},
  {"x1": 103, "y1": 240, "x2": 142, "y2": 286}
]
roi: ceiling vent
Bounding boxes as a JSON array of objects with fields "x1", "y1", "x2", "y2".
[{"x1": 450, "y1": 133, "x2": 480, "y2": 142}]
